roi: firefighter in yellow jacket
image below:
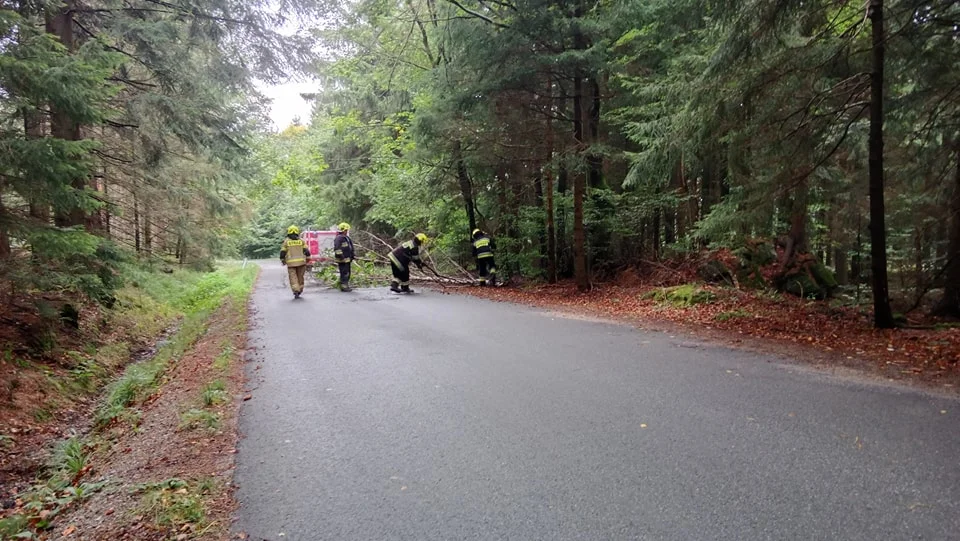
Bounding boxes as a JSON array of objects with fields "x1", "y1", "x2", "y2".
[{"x1": 280, "y1": 225, "x2": 311, "y2": 299}]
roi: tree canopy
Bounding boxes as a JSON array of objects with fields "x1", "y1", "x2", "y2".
[{"x1": 3, "y1": 0, "x2": 959, "y2": 326}]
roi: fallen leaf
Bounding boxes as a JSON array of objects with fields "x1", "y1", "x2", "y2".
[
  {"x1": 640, "y1": 423, "x2": 648, "y2": 428},
  {"x1": 243, "y1": 394, "x2": 253, "y2": 401},
  {"x1": 62, "y1": 525, "x2": 77, "y2": 536}
]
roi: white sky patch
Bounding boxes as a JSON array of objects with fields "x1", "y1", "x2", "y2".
[{"x1": 258, "y1": 79, "x2": 318, "y2": 131}]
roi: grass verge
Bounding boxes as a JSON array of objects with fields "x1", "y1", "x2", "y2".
[{"x1": 0, "y1": 263, "x2": 258, "y2": 539}]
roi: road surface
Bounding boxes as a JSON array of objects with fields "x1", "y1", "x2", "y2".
[{"x1": 235, "y1": 261, "x2": 959, "y2": 540}]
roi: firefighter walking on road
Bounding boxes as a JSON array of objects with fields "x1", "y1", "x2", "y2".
[
  {"x1": 472, "y1": 228, "x2": 497, "y2": 286},
  {"x1": 334, "y1": 222, "x2": 355, "y2": 292},
  {"x1": 388, "y1": 233, "x2": 429, "y2": 293},
  {"x1": 280, "y1": 225, "x2": 311, "y2": 299}
]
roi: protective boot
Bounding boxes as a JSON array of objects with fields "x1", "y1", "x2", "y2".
[
  {"x1": 390, "y1": 282, "x2": 401, "y2": 293},
  {"x1": 293, "y1": 291, "x2": 301, "y2": 299},
  {"x1": 341, "y1": 283, "x2": 352, "y2": 292},
  {"x1": 401, "y1": 285, "x2": 413, "y2": 294}
]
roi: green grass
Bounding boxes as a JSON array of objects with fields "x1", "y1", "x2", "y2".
[
  {"x1": 135, "y1": 478, "x2": 208, "y2": 530},
  {"x1": 0, "y1": 513, "x2": 31, "y2": 539},
  {"x1": 179, "y1": 408, "x2": 221, "y2": 431},
  {"x1": 212, "y1": 344, "x2": 234, "y2": 371},
  {"x1": 201, "y1": 380, "x2": 229, "y2": 406},
  {"x1": 94, "y1": 264, "x2": 258, "y2": 428},
  {"x1": 32, "y1": 406, "x2": 53, "y2": 423},
  {"x1": 49, "y1": 437, "x2": 90, "y2": 478}
]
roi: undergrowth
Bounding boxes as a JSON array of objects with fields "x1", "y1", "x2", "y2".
[
  {"x1": 645, "y1": 284, "x2": 717, "y2": 307},
  {"x1": 0, "y1": 263, "x2": 259, "y2": 539},
  {"x1": 134, "y1": 478, "x2": 213, "y2": 532}
]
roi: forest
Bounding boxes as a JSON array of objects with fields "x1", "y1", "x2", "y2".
[
  {"x1": 238, "y1": 0, "x2": 960, "y2": 329},
  {"x1": 1, "y1": 2, "x2": 959, "y2": 536},
  {"x1": 2, "y1": 0, "x2": 959, "y2": 332}
]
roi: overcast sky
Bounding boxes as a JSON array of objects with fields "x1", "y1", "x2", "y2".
[{"x1": 259, "y1": 79, "x2": 318, "y2": 131}]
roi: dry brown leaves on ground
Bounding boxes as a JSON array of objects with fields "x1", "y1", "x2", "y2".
[{"x1": 455, "y1": 282, "x2": 960, "y2": 389}]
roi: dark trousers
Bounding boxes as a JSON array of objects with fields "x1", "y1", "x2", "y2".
[
  {"x1": 338, "y1": 262, "x2": 351, "y2": 286},
  {"x1": 391, "y1": 262, "x2": 410, "y2": 287},
  {"x1": 477, "y1": 257, "x2": 497, "y2": 285}
]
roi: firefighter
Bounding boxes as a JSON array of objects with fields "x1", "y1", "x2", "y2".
[
  {"x1": 280, "y1": 225, "x2": 311, "y2": 299},
  {"x1": 388, "y1": 233, "x2": 429, "y2": 293},
  {"x1": 472, "y1": 228, "x2": 497, "y2": 286},
  {"x1": 334, "y1": 222, "x2": 355, "y2": 292}
]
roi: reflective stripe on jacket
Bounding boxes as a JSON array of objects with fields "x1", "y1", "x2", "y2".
[
  {"x1": 334, "y1": 233, "x2": 354, "y2": 263},
  {"x1": 390, "y1": 240, "x2": 421, "y2": 270},
  {"x1": 473, "y1": 235, "x2": 494, "y2": 259},
  {"x1": 282, "y1": 238, "x2": 307, "y2": 266}
]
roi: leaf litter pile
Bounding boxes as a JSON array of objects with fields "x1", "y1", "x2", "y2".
[{"x1": 455, "y1": 277, "x2": 960, "y2": 388}]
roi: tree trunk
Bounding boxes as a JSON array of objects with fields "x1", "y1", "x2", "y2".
[
  {"x1": 134, "y1": 195, "x2": 141, "y2": 253},
  {"x1": 144, "y1": 209, "x2": 153, "y2": 255},
  {"x1": 652, "y1": 209, "x2": 661, "y2": 260},
  {"x1": 572, "y1": 74, "x2": 589, "y2": 291},
  {"x1": 663, "y1": 204, "x2": 676, "y2": 245},
  {"x1": 545, "y1": 78, "x2": 557, "y2": 283},
  {"x1": 24, "y1": 110, "x2": 49, "y2": 222},
  {"x1": 0, "y1": 189, "x2": 11, "y2": 258},
  {"x1": 103, "y1": 179, "x2": 111, "y2": 238},
  {"x1": 176, "y1": 235, "x2": 185, "y2": 265},
  {"x1": 545, "y1": 166, "x2": 557, "y2": 283},
  {"x1": 557, "y1": 157, "x2": 569, "y2": 277},
  {"x1": 534, "y1": 168, "x2": 547, "y2": 272},
  {"x1": 932, "y1": 146, "x2": 960, "y2": 317},
  {"x1": 587, "y1": 78, "x2": 603, "y2": 188},
  {"x1": 835, "y1": 247, "x2": 849, "y2": 285},
  {"x1": 47, "y1": 1, "x2": 88, "y2": 230},
  {"x1": 780, "y1": 178, "x2": 808, "y2": 268},
  {"x1": 672, "y1": 159, "x2": 687, "y2": 240},
  {"x1": 453, "y1": 141, "x2": 477, "y2": 235},
  {"x1": 868, "y1": 0, "x2": 895, "y2": 328}
]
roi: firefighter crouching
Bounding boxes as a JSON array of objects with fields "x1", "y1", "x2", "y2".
[
  {"x1": 472, "y1": 228, "x2": 497, "y2": 286},
  {"x1": 281, "y1": 225, "x2": 311, "y2": 299},
  {"x1": 388, "y1": 233, "x2": 429, "y2": 293},
  {"x1": 334, "y1": 222, "x2": 355, "y2": 292}
]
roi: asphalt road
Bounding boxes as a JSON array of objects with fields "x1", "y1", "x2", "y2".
[{"x1": 234, "y1": 261, "x2": 960, "y2": 540}]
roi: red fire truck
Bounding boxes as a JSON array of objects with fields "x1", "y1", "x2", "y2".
[{"x1": 300, "y1": 230, "x2": 339, "y2": 266}]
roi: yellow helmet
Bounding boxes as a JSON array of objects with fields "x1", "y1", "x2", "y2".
[
  {"x1": 338, "y1": 222, "x2": 351, "y2": 232},
  {"x1": 472, "y1": 228, "x2": 482, "y2": 237},
  {"x1": 287, "y1": 225, "x2": 300, "y2": 235},
  {"x1": 415, "y1": 233, "x2": 429, "y2": 244}
]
